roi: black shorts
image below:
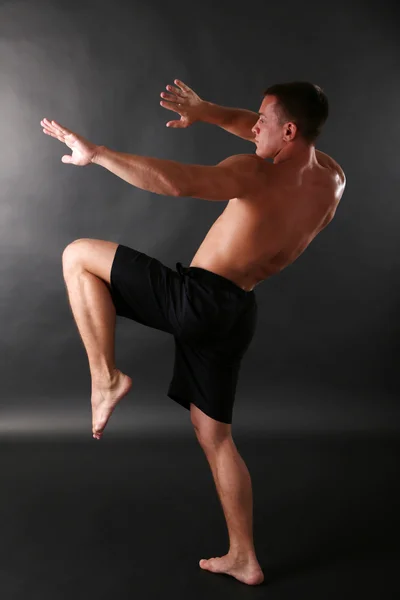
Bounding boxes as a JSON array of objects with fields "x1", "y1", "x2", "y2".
[{"x1": 108, "y1": 243, "x2": 257, "y2": 424}]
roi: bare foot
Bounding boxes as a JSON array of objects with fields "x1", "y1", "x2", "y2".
[
  {"x1": 199, "y1": 553, "x2": 265, "y2": 586},
  {"x1": 91, "y1": 369, "x2": 132, "y2": 439}
]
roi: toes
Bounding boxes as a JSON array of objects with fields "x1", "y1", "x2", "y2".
[
  {"x1": 200, "y1": 558, "x2": 212, "y2": 569},
  {"x1": 199, "y1": 557, "x2": 219, "y2": 571}
]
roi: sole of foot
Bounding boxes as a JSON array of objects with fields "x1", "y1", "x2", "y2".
[{"x1": 91, "y1": 370, "x2": 133, "y2": 439}]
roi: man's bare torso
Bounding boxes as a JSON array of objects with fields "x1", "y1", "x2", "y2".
[{"x1": 190, "y1": 150, "x2": 345, "y2": 291}]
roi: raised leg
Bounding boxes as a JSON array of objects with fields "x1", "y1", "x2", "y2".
[{"x1": 62, "y1": 239, "x2": 132, "y2": 438}]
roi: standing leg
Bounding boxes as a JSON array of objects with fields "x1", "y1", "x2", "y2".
[
  {"x1": 62, "y1": 239, "x2": 132, "y2": 439},
  {"x1": 191, "y1": 405, "x2": 264, "y2": 585},
  {"x1": 201, "y1": 437, "x2": 258, "y2": 560}
]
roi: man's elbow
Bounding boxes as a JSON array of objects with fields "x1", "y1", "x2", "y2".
[
  {"x1": 173, "y1": 182, "x2": 187, "y2": 197},
  {"x1": 169, "y1": 169, "x2": 190, "y2": 197},
  {"x1": 174, "y1": 172, "x2": 192, "y2": 197},
  {"x1": 156, "y1": 176, "x2": 181, "y2": 197}
]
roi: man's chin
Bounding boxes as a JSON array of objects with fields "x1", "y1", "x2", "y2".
[{"x1": 255, "y1": 148, "x2": 270, "y2": 160}]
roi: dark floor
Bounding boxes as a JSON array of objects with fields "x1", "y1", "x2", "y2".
[{"x1": 1, "y1": 433, "x2": 399, "y2": 599}]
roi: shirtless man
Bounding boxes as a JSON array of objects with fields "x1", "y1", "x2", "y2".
[{"x1": 40, "y1": 78, "x2": 345, "y2": 587}]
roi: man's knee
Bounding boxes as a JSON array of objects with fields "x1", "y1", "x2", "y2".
[
  {"x1": 62, "y1": 239, "x2": 89, "y2": 270},
  {"x1": 190, "y1": 402, "x2": 232, "y2": 448},
  {"x1": 62, "y1": 239, "x2": 118, "y2": 285}
]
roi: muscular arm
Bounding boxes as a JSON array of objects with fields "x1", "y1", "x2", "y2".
[
  {"x1": 91, "y1": 146, "x2": 262, "y2": 201},
  {"x1": 201, "y1": 102, "x2": 259, "y2": 142},
  {"x1": 92, "y1": 146, "x2": 184, "y2": 196}
]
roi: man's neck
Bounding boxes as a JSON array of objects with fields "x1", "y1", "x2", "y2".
[{"x1": 273, "y1": 143, "x2": 316, "y2": 166}]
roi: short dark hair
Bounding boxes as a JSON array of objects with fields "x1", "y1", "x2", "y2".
[{"x1": 263, "y1": 81, "x2": 329, "y2": 144}]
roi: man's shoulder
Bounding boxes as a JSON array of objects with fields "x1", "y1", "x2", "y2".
[
  {"x1": 217, "y1": 153, "x2": 270, "y2": 178},
  {"x1": 315, "y1": 150, "x2": 346, "y2": 184},
  {"x1": 218, "y1": 152, "x2": 266, "y2": 166}
]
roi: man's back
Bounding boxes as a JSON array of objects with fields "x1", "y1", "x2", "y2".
[{"x1": 190, "y1": 150, "x2": 345, "y2": 291}]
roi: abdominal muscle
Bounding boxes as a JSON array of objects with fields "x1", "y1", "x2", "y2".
[{"x1": 189, "y1": 163, "x2": 337, "y2": 291}]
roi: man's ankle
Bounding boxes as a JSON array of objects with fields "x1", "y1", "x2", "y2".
[{"x1": 228, "y1": 546, "x2": 257, "y2": 561}]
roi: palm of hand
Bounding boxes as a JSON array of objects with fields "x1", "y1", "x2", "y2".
[{"x1": 41, "y1": 118, "x2": 97, "y2": 166}]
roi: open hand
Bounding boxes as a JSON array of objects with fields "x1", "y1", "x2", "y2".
[
  {"x1": 160, "y1": 79, "x2": 205, "y2": 128},
  {"x1": 41, "y1": 118, "x2": 98, "y2": 166}
]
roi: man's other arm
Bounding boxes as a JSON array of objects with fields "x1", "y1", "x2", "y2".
[{"x1": 200, "y1": 101, "x2": 259, "y2": 142}]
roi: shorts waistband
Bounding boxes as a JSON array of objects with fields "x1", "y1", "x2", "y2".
[{"x1": 176, "y1": 262, "x2": 254, "y2": 296}]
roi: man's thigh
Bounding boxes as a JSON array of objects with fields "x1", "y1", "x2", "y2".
[{"x1": 106, "y1": 243, "x2": 184, "y2": 336}]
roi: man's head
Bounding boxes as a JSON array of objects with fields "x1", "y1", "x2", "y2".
[{"x1": 252, "y1": 81, "x2": 329, "y2": 161}]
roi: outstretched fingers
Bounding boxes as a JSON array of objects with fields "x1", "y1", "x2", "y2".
[
  {"x1": 160, "y1": 99, "x2": 181, "y2": 113},
  {"x1": 174, "y1": 79, "x2": 191, "y2": 93},
  {"x1": 49, "y1": 119, "x2": 71, "y2": 135},
  {"x1": 41, "y1": 118, "x2": 73, "y2": 138},
  {"x1": 164, "y1": 83, "x2": 185, "y2": 98}
]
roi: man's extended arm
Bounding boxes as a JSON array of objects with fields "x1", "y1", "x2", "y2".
[
  {"x1": 91, "y1": 146, "x2": 263, "y2": 201},
  {"x1": 91, "y1": 146, "x2": 185, "y2": 196}
]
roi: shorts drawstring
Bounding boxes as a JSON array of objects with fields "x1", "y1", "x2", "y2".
[{"x1": 176, "y1": 262, "x2": 195, "y2": 278}]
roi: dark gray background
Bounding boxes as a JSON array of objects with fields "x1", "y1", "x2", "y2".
[{"x1": 1, "y1": 0, "x2": 399, "y2": 437}]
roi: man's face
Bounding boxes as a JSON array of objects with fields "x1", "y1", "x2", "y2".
[{"x1": 252, "y1": 95, "x2": 287, "y2": 160}]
